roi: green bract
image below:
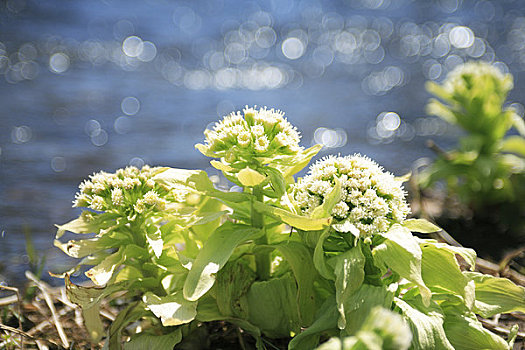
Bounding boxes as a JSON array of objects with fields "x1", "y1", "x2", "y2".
[{"x1": 56, "y1": 104, "x2": 525, "y2": 350}]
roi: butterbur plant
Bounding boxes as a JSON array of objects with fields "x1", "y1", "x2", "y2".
[
  {"x1": 422, "y1": 61, "x2": 525, "y2": 208},
  {"x1": 56, "y1": 105, "x2": 525, "y2": 349}
]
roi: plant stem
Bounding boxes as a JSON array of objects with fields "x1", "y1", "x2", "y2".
[{"x1": 252, "y1": 185, "x2": 270, "y2": 280}]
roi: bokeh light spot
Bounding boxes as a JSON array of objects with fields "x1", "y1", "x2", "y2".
[
  {"x1": 11, "y1": 126, "x2": 32, "y2": 143},
  {"x1": 51, "y1": 156, "x2": 66, "y2": 172},
  {"x1": 282, "y1": 38, "x2": 305, "y2": 60},
  {"x1": 114, "y1": 116, "x2": 132, "y2": 134},
  {"x1": 129, "y1": 157, "x2": 145, "y2": 168},
  {"x1": 49, "y1": 53, "x2": 70, "y2": 73},
  {"x1": 91, "y1": 129, "x2": 108, "y2": 146},
  {"x1": 122, "y1": 36, "x2": 144, "y2": 57},
  {"x1": 449, "y1": 26, "x2": 474, "y2": 49},
  {"x1": 85, "y1": 119, "x2": 101, "y2": 137},
  {"x1": 121, "y1": 96, "x2": 140, "y2": 115}
]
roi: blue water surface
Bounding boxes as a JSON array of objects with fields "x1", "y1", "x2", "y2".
[{"x1": 1, "y1": 0, "x2": 525, "y2": 286}]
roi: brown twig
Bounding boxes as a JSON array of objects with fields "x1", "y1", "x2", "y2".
[
  {"x1": 426, "y1": 139, "x2": 452, "y2": 160},
  {"x1": 25, "y1": 271, "x2": 70, "y2": 348},
  {"x1": 479, "y1": 317, "x2": 525, "y2": 340},
  {"x1": 499, "y1": 247, "x2": 525, "y2": 274},
  {"x1": 0, "y1": 285, "x2": 24, "y2": 350}
]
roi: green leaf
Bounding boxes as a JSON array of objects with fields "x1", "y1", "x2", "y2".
[
  {"x1": 358, "y1": 306, "x2": 412, "y2": 350},
  {"x1": 246, "y1": 273, "x2": 301, "y2": 338},
  {"x1": 216, "y1": 260, "x2": 255, "y2": 319},
  {"x1": 507, "y1": 324, "x2": 519, "y2": 348},
  {"x1": 145, "y1": 228, "x2": 163, "y2": 258},
  {"x1": 85, "y1": 249, "x2": 124, "y2": 286},
  {"x1": 153, "y1": 167, "x2": 214, "y2": 192},
  {"x1": 282, "y1": 144, "x2": 323, "y2": 180},
  {"x1": 420, "y1": 241, "x2": 470, "y2": 299},
  {"x1": 403, "y1": 219, "x2": 441, "y2": 233},
  {"x1": 253, "y1": 201, "x2": 331, "y2": 231},
  {"x1": 183, "y1": 222, "x2": 262, "y2": 301},
  {"x1": 55, "y1": 213, "x2": 102, "y2": 238},
  {"x1": 264, "y1": 166, "x2": 287, "y2": 197},
  {"x1": 190, "y1": 197, "x2": 226, "y2": 242},
  {"x1": 342, "y1": 283, "x2": 394, "y2": 336},
  {"x1": 209, "y1": 189, "x2": 253, "y2": 203},
  {"x1": 464, "y1": 272, "x2": 525, "y2": 318},
  {"x1": 289, "y1": 297, "x2": 338, "y2": 350},
  {"x1": 331, "y1": 219, "x2": 360, "y2": 237},
  {"x1": 418, "y1": 239, "x2": 477, "y2": 271},
  {"x1": 195, "y1": 294, "x2": 224, "y2": 322},
  {"x1": 275, "y1": 241, "x2": 317, "y2": 326},
  {"x1": 210, "y1": 159, "x2": 234, "y2": 172},
  {"x1": 107, "y1": 301, "x2": 149, "y2": 350},
  {"x1": 373, "y1": 225, "x2": 431, "y2": 306},
  {"x1": 124, "y1": 329, "x2": 182, "y2": 350},
  {"x1": 311, "y1": 177, "x2": 341, "y2": 219},
  {"x1": 54, "y1": 238, "x2": 103, "y2": 258},
  {"x1": 143, "y1": 292, "x2": 197, "y2": 326},
  {"x1": 501, "y1": 135, "x2": 525, "y2": 158},
  {"x1": 82, "y1": 304, "x2": 104, "y2": 343},
  {"x1": 65, "y1": 276, "x2": 130, "y2": 343},
  {"x1": 331, "y1": 245, "x2": 365, "y2": 330},
  {"x1": 238, "y1": 167, "x2": 267, "y2": 187},
  {"x1": 394, "y1": 297, "x2": 454, "y2": 350},
  {"x1": 443, "y1": 311, "x2": 509, "y2": 350},
  {"x1": 313, "y1": 227, "x2": 335, "y2": 280}
]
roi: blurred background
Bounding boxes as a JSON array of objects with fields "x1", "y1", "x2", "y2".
[{"x1": 1, "y1": 0, "x2": 525, "y2": 286}]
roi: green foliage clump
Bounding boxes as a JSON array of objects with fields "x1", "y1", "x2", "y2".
[
  {"x1": 55, "y1": 105, "x2": 525, "y2": 350},
  {"x1": 422, "y1": 61, "x2": 525, "y2": 207}
]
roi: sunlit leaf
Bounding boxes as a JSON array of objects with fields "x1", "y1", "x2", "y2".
[
  {"x1": 54, "y1": 238, "x2": 103, "y2": 258},
  {"x1": 420, "y1": 241, "x2": 470, "y2": 299},
  {"x1": 443, "y1": 310, "x2": 509, "y2": 350},
  {"x1": 85, "y1": 249, "x2": 124, "y2": 286},
  {"x1": 373, "y1": 225, "x2": 431, "y2": 306},
  {"x1": 145, "y1": 228, "x2": 163, "y2": 258},
  {"x1": 143, "y1": 292, "x2": 197, "y2": 326},
  {"x1": 253, "y1": 201, "x2": 331, "y2": 231},
  {"x1": 501, "y1": 135, "x2": 525, "y2": 158},
  {"x1": 341, "y1": 283, "x2": 394, "y2": 336},
  {"x1": 210, "y1": 160, "x2": 234, "y2": 172},
  {"x1": 237, "y1": 167, "x2": 267, "y2": 187},
  {"x1": 331, "y1": 245, "x2": 365, "y2": 329},
  {"x1": 282, "y1": 144, "x2": 323, "y2": 180},
  {"x1": 464, "y1": 272, "x2": 525, "y2": 318},
  {"x1": 153, "y1": 167, "x2": 214, "y2": 192},
  {"x1": 402, "y1": 219, "x2": 440, "y2": 233},
  {"x1": 183, "y1": 222, "x2": 261, "y2": 301},
  {"x1": 311, "y1": 177, "x2": 341, "y2": 219},
  {"x1": 395, "y1": 297, "x2": 454, "y2": 350}
]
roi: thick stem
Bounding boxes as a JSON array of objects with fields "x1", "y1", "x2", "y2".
[{"x1": 252, "y1": 185, "x2": 270, "y2": 280}]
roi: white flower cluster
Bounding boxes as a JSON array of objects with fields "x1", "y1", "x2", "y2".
[
  {"x1": 198, "y1": 106, "x2": 302, "y2": 163},
  {"x1": 292, "y1": 155, "x2": 410, "y2": 237},
  {"x1": 73, "y1": 165, "x2": 174, "y2": 214},
  {"x1": 443, "y1": 61, "x2": 512, "y2": 94}
]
